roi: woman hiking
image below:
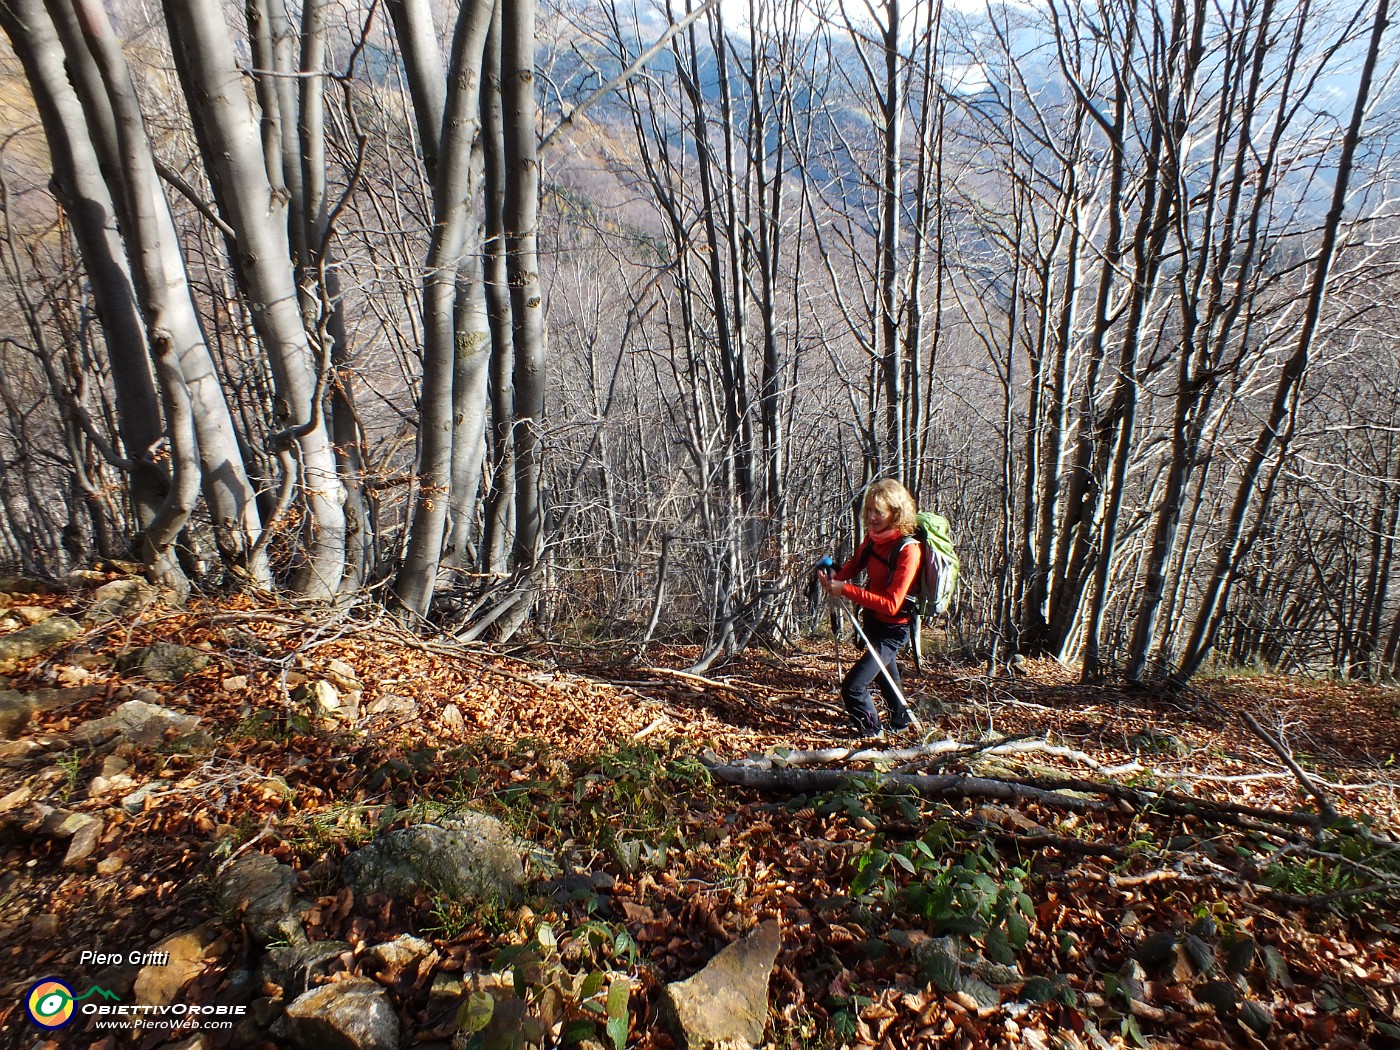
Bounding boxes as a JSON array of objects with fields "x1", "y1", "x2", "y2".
[{"x1": 818, "y1": 479, "x2": 921, "y2": 738}]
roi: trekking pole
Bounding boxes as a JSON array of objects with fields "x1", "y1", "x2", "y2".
[
  {"x1": 836, "y1": 603, "x2": 923, "y2": 732},
  {"x1": 815, "y1": 557, "x2": 843, "y2": 679}
]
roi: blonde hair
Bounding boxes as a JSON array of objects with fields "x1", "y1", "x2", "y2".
[{"x1": 862, "y1": 478, "x2": 917, "y2": 536}]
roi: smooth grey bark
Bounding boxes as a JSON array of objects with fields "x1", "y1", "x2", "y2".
[
  {"x1": 160, "y1": 0, "x2": 346, "y2": 599},
  {"x1": 58, "y1": 0, "x2": 206, "y2": 590},
  {"x1": 40, "y1": 0, "x2": 272, "y2": 586},
  {"x1": 445, "y1": 263, "x2": 492, "y2": 570},
  {"x1": 0, "y1": 0, "x2": 165, "y2": 533},
  {"x1": 298, "y1": 0, "x2": 372, "y2": 590},
  {"x1": 386, "y1": 0, "x2": 448, "y2": 184},
  {"x1": 503, "y1": 0, "x2": 546, "y2": 568},
  {"x1": 391, "y1": 0, "x2": 495, "y2": 617},
  {"x1": 480, "y1": 0, "x2": 515, "y2": 575}
]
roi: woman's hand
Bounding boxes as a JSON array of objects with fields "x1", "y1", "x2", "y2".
[{"x1": 819, "y1": 573, "x2": 846, "y2": 598}]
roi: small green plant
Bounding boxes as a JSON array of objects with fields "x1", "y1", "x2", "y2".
[
  {"x1": 55, "y1": 750, "x2": 84, "y2": 802},
  {"x1": 851, "y1": 827, "x2": 1037, "y2": 964},
  {"x1": 426, "y1": 890, "x2": 511, "y2": 940},
  {"x1": 1258, "y1": 820, "x2": 1400, "y2": 914},
  {"x1": 455, "y1": 920, "x2": 634, "y2": 1050}
]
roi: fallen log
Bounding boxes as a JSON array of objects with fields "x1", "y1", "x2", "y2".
[{"x1": 703, "y1": 761, "x2": 1107, "y2": 811}]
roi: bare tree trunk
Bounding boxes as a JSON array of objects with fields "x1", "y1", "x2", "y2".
[
  {"x1": 161, "y1": 0, "x2": 347, "y2": 599},
  {"x1": 392, "y1": 0, "x2": 496, "y2": 616},
  {"x1": 1174, "y1": 0, "x2": 1391, "y2": 684},
  {"x1": 481, "y1": 0, "x2": 516, "y2": 574},
  {"x1": 504, "y1": 0, "x2": 546, "y2": 569},
  {"x1": 0, "y1": 0, "x2": 166, "y2": 533}
]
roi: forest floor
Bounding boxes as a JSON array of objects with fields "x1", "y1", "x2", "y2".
[{"x1": 1, "y1": 572, "x2": 1399, "y2": 1050}]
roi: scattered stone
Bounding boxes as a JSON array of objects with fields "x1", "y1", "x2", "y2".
[
  {"x1": 364, "y1": 694, "x2": 417, "y2": 724},
  {"x1": 121, "y1": 784, "x2": 161, "y2": 814},
  {"x1": 134, "y1": 929, "x2": 224, "y2": 1007},
  {"x1": 62, "y1": 813, "x2": 103, "y2": 868},
  {"x1": 441, "y1": 704, "x2": 466, "y2": 733},
  {"x1": 0, "y1": 785, "x2": 32, "y2": 813},
  {"x1": 366, "y1": 934, "x2": 434, "y2": 974},
  {"x1": 0, "y1": 616, "x2": 81, "y2": 672},
  {"x1": 222, "y1": 676, "x2": 249, "y2": 693},
  {"x1": 217, "y1": 853, "x2": 304, "y2": 946},
  {"x1": 341, "y1": 813, "x2": 526, "y2": 905},
  {"x1": 662, "y1": 920, "x2": 781, "y2": 1049},
  {"x1": 97, "y1": 853, "x2": 125, "y2": 875},
  {"x1": 32, "y1": 913, "x2": 59, "y2": 939},
  {"x1": 116, "y1": 642, "x2": 212, "y2": 683},
  {"x1": 100, "y1": 755, "x2": 129, "y2": 777},
  {"x1": 284, "y1": 977, "x2": 399, "y2": 1050},
  {"x1": 324, "y1": 659, "x2": 361, "y2": 692},
  {"x1": 260, "y1": 940, "x2": 352, "y2": 998},
  {"x1": 0, "y1": 691, "x2": 32, "y2": 738},
  {"x1": 85, "y1": 578, "x2": 160, "y2": 626},
  {"x1": 71, "y1": 699, "x2": 202, "y2": 748}
]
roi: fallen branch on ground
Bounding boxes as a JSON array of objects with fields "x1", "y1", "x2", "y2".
[
  {"x1": 702, "y1": 760, "x2": 1108, "y2": 811},
  {"x1": 1243, "y1": 710, "x2": 1339, "y2": 824}
]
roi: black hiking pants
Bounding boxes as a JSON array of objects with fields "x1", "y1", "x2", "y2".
[{"x1": 840, "y1": 614, "x2": 911, "y2": 735}]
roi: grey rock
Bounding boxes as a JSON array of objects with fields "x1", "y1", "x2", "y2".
[
  {"x1": 62, "y1": 813, "x2": 103, "y2": 868},
  {"x1": 366, "y1": 934, "x2": 434, "y2": 974},
  {"x1": 121, "y1": 784, "x2": 160, "y2": 815},
  {"x1": 217, "y1": 853, "x2": 304, "y2": 946},
  {"x1": 0, "y1": 616, "x2": 80, "y2": 670},
  {"x1": 85, "y1": 578, "x2": 160, "y2": 626},
  {"x1": 117, "y1": 642, "x2": 212, "y2": 683},
  {"x1": 284, "y1": 977, "x2": 399, "y2": 1050},
  {"x1": 0, "y1": 691, "x2": 32, "y2": 738},
  {"x1": 72, "y1": 699, "x2": 202, "y2": 748},
  {"x1": 260, "y1": 940, "x2": 351, "y2": 998},
  {"x1": 341, "y1": 813, "x2": 526, "y2": 905},
  {"x1": 662, "y1": 920, "x2": 781, "y2": 1049}
]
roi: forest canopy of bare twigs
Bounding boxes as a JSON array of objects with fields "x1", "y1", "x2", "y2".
[{"x1": 0, "y1": 0, "x2": 1397, "y2": 684}]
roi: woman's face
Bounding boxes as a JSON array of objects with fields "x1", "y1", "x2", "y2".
[{"x1": 865, "y1": 503, "x2": 896, "y2": 532}]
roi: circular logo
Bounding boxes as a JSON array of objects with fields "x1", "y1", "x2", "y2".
[{"x1": 26, "y1": 979, "x2": 76, "y2": 1029}]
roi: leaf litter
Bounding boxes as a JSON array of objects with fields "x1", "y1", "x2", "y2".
[{"x1": 0, "y1": 581, "x2": 1397, "y2": 1048}]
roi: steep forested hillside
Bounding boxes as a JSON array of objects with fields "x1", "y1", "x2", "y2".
[{"x1": 1, "y1": 573, "x2": 1397, "y2": 1048}]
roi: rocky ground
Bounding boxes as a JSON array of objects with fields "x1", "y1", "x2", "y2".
[{"x1": 0, "y1": 570, "x2": 1398, "y2": 1049}]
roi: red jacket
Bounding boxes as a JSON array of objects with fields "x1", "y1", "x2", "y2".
[{"x1": 834, "y1": 532, "x2": 921, "y2": 625}]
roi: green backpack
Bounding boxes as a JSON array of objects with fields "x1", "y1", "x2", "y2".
[{"x1": 912, "y1": 510, "x2": 960, "y2": 617}]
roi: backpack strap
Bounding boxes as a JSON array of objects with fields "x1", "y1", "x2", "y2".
[{"x1": 858, "y1": 534, "x2": 917, "y2": 574}]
